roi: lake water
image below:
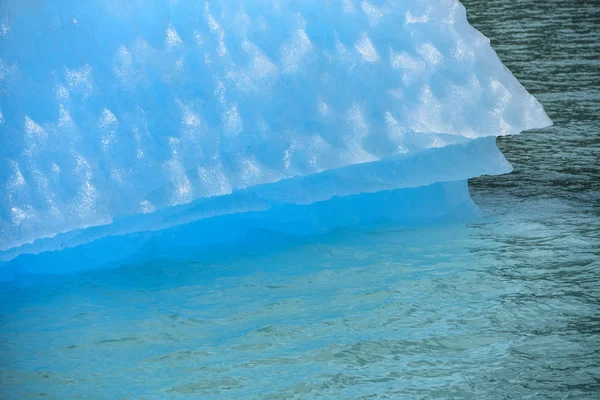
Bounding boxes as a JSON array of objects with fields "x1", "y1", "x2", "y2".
[{"x1": 1, "y1": 0, "x2": 599, "y2": 398}]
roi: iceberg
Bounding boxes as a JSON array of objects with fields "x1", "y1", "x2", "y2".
[{"x1": 0, "y1": 0, "x2": 551, "y2": 279}]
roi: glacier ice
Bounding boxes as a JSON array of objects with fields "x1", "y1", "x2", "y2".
[{"x1": 0, "y1": 0, "x2": 551, "y2": 277}]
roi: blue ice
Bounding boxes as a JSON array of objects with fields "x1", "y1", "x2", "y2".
[{"x1": 0, "y1": 0, "x2": 551, "y2": 279}]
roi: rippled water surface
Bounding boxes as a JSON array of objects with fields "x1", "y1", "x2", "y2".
[{"x1": 1, "y1": 0, "x2": 599, "y2": 398}]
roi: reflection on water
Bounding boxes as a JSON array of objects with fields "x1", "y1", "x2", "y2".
[{"x1": 1, "y1": 0, "x2": 599, "y2": 398}]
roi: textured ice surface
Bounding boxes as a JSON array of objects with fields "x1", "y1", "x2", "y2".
[{"x1": 0, "y1": 0, "x2": 551, "y2": 274}]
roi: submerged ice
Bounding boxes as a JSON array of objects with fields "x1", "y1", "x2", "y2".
[{"x1": 0, "y1": 0, "x2": 551, "y2": 274}]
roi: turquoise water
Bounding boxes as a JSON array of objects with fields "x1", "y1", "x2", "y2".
[{"x1": 1, "y1": 0, "x2": 599, "y2": 398}]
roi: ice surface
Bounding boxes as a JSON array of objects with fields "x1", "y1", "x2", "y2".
[{"x1": 0, "y1": 0, "x2": 551, "y2": 276}]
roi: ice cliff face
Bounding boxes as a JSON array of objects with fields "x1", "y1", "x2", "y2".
[{"x1": 0, "y1": 0, "x2": 551, "y2": 273}]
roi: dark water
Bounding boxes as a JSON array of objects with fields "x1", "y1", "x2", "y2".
[
  {"x1": 466, "y1": 0, "x2": 600, "y2": 396},
  {"x1": 1, "y1": 1, "x2": 599, "y2": 399},
  {"x1": 467, "y1": 0, "x2": 600, "y2": 205}
]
